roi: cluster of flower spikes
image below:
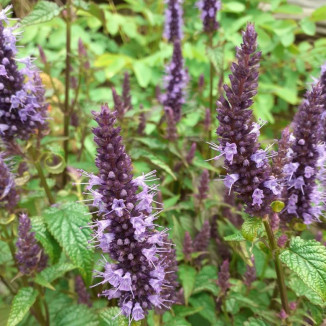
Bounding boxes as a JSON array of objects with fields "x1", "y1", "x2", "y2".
[
  {"x1": 163, "y1": 0, "x2": 183, "y2": 42},
  {"x1": 0, "y1": 6, "x2": 48, "y2": 141},
  {"x1": 281, "y1": 83, "x2": 326, "y2": 224},
  {"x1": 212, "y1": 23, "x2": 278, "y2": 217},
  {"x1": 160, "y1": 40, "x2": 188, "y2": 122},
  {"x1": 196, "y1": 0, "x2": 221, "y2": 34},
  {"x1": 0, "y1": 153, "x2": 18, "y2": 211},
  {"x1": 15, "y1": 213, "x2": 48, "y2": 275},
  {"x1": 82, "y1": 105, "x2": 177, "y2": 324}
]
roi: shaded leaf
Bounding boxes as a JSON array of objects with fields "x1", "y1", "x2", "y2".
[
  {"x1": 22, "y1": 1, "x2": 62, "y2": 25},
  {"x1": 178, "y1": 265, "x2": 197, "y2": 305}
]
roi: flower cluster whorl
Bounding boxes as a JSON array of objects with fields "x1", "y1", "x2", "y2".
[
  {"x1": 213, "y1": 23, "x2": 277, "y2": 217},
  {"x1": 197, "y1": 0, "x2": 221, "y2": 34},
  {"x1": 83, "y1": 105, "x2": 177, "y2": 323},
  {"x1": 15, "y1": 213, "x2": 48, "y2": 275},
  {"x1": 161, "y1": 40, "x2": 188, "y2": 122},
  {"x1": 282, "y1": 84, "x2": 325, "y2": 224},
  {"x1": 0, "y1": 6, "x2": 48, "y2": 140},
  {"x1": 0, "y1": 154, "x2": 18, "y2": 211},
  {"x1": 164, "y1": 0, "x2": 183, "y2": 42}
]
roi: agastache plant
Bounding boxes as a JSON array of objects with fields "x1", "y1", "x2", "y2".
[
  {"x1": 197, "y1": 0, "x2": 221, "y2": 34},
  {"x1": 282, "y1": 83, "x2": 325, "y2": 224},
  {"x1": 82, "y1": 105, "x2": 177, "y2": 324},
  {"x1": 163, "y1": 0, "x2": 183, "y2": 42},
  {"x1": 0, "y1": 153, "x2": 18, "y2": 211},
  {"x1": 210, "y1": 23, "x2": 278, "y2": 216},
  {"x1": 0, "y1": 6, "x2": 48, "y2": 140},
  {"x1": 161, "y1": 40, "x2": 188, "y2": 122}
]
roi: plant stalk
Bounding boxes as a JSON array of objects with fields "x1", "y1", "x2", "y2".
[
  {"x1": 263, "y1": 215, "x2": 290, "y2": 322},
  {"x1": 63, "y1": 0, "x2": 72, "y2": 187}
]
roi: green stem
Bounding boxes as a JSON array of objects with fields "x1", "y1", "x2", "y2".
[
  {"x1": 208, "y1": 33, "x2": 214, "y2": 160},
  {"x1": 0, "y1": 275, "x2": 16, "y2": 295},
  {"x1": 63, "y1": 0, "x2": 72, "y2": 187},
  {"x1": 263, "y1": 216, "x2": 290, "y2": 322}
]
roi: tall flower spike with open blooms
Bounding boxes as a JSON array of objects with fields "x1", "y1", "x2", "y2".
[
  {"x1": 197, "y1": 0, "x2": 221, "y2": 34},
  {"x1": 212, "y1": 23, "x2": 277, "y2": 216},
  {"x1": 0, "y1": 6, "x2": 48, "y2": 140},
  {"x1": 164, "y1": 0, "x2": 183, "y2": 42},
  {"x1": 16, "y1": 213, "x2": 48, "y2": 275},
  {"x1": 160, "y1": 40, "x2": 188, "y2": 122},
  {"x1": 82, "y1": 105, "x2": 177, "y2": 324},
  {"x1": 282, "y1": 83, "x2": 325, "y2": 224},
  {"x1": 0, "y1": 153, "x2": 18, "y2": 211}
]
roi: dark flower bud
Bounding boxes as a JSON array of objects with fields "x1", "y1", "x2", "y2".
[
  {"x1": 217, "y1": 260, "x2": 230, "y2": 294},
  {"x1": 75, "y1": 275, "x2": 92, "y2": 307},
  {"x1": 196, "y1": 169, "x2": 209, "y2": 201},
  {"x1": 277, "y1": 234, "x2": 288, "y2": 248},
  {"x1": 186, "y1": 142, "x2": 196, "y2": 164},
  {"x1": 182, "y1": 231, "x2": 193, "y2": 262}
]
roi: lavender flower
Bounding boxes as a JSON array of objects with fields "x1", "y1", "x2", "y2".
[
  {"x1": 122, "y1": 72, "x2": 133, "y2": 111},
  {"x1": 112, "y1": 88, "x2": 125, "y2": 121},
  {"x1": 82, "y1": 105, "x2": 177, "y2": 323},
  {"x1": 186, "y1": 142, "x2": 197, "y2": 164},
  {"x1": 15, "y1": 213, "x2": 48, "y2": 275},
  {"x1": 0, "y1": 154, "x2": 18, "y2": 211},
  {"x1": 137, "y1": 106, "x2": 146, "y2": 136},
  {"x1": 217, "y1": 259, "x2": 230, "y2": 294},
  {"x1": 75, "y1": 275, "x2": 92, "y2": 307},
  {"x1": 193, "y1": 220, "x2": 211, "y2": 265},
  {"x1": 164, "y1": 107, "x2": 178, "y2": 141},
  {"x1": 197, "y1": 0, "x2": 221, "y2": 34},
  {"x1": 163, "y1": 0, "x2": 183, "y2": 42},
  {"x1": 183, "y1": 231, "x2": 193, "y2": 262},
  {"x1": 196, "y1": 169, "x2": 209, "y2": 201},
  {"x1": 212, "y1": 23, "x2": 277, "y2": 217},
  {"x1": 0, "y1": 6, "x2": 48, "y2": 140},
  {"x1": 243, "y1": 257, "x2": 256, "y2": 288},
  {"x1": 282, "y1": 84, "x2": 325, "y2": 224},
  {"x1": 160, "y1": 40, "x2": 188, "y2": 122}
]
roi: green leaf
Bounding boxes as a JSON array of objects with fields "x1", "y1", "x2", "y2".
[
  {"x1": 241, "y1": 218, "x2": 262, "y2": 241},
  {"x1": 22, "y1": 1, "x2": 62, "y2": 25},
  {"x1": 223, "y1": 2, "x2": 245, "y2": 13},
  {"x1": 178, "y1": 265, "x2": 197, "y2": 305},
  {"x1": 31, "y1": 216, "x2": 61, "y2": 263},
  {"x1": 289, "y1": 276, "x2": 325, "y2": 307},
  {"x1": 136, "y1": 149, "x2": 176, "y2": 180},
  {"x1": 189, "y1": 293, "x2": 217, "y2": 324},
  {"x1": 224, "y1": 231, "x2": 245, "y2": 242},
  {"x1": 274, "y1": 4, "x2": 302, "y2": 14},
  {"x1": 279, "y1": 237, "x2": 326, "y2": 301},
  {"x1": 311, "y1": 5, "x2": 326, "y2": 22},
  {"x1": 98, "y1": 307, "x2": 141, "y2": 326},
  {"x1": 193, "y1": 265, "x2": 219, "y2": 295},
  {"x1": 133, "y1": 61, "x2": 152, "y2": 88},
  {"x1": 34, "y1": 263, "x2": 76, "y2": 290},
  {"x1": 43, "y1": 202, "x2": 94, "y2": 285},
  {"x1": 271, "y1": 201, "x2": 285, "y2": 213},
  {"x1": 7, "y1": 287, "x2": 38, "y2": 326},
  {"x1": 300, "y1": 18, "x2": 316, "y2": 36},
  {"x1": 244, "y1": 317, "x2": 269, "y2": 326},
  {"x1": 53, "y1": 305, "x2": 98, "y2": 326}
]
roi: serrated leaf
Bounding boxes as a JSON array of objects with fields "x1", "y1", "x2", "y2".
[
  {"x1": 7, "y1": 287, "x2": 38, "y2": 326},
  {"x1": 189, "y1": 293, "x2": 217, "y2": 324},
  {"x1": 54, "y1": 305, "x2": 98, "y2": 326},
  {"x1": 224, "y1": 231, "x2": 245, "y2": 242},
  {"x1": 34, "y1": 263, "x2": 76, "y2": 290},
  {"x1": 289, "y1": 276, "x2": 325, "y2": 307},
  {"x1": 98, "y1": 307, "x2": 140, "y2": 326},
  {"x1": 43, "y1": 202, "x2": 94, "y2": 285},
  {"x1": 31, "y1": 216, "x2": 61, "y2": 263},
  {"x1": 178, "y1": 265, "x2": 197, "y2": 305},
  {"x1": 241, "y1": 217, "x2": 262, "y2": 241},
  {"x1": 279, "y1": 237, "x2": 326, "y2": 301},
  {"x1": 22, "y1": 1, "x2": 62, "y2": 25}
]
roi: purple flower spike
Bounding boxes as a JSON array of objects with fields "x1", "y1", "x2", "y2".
[
  {"x1": 186, "y1": 142, "x2": 197, "y2": 164},
  {"x1": 137, "y1": 105, "x2": 146, "y2": 136},
  {"x1": 0, "y1": 154, "x2": 18, "y2": 211},
  {"x1": 197, "y1": 0, "x2": 221, "y2": 34},
  {"x1": 160, "y1": 40, "x2": 188, "y2": 122},
  {"x1": 282, "y1": 84, "x2": 325, "y2": 224},
  {"x1": 112, "y1": 87, "x2": 125, "y2": 121},
  {"x1": 213, "y1": 23, "x2": 276, "y2": 217},
  {"x1": 75, "y1": 275, "x2": 92, "y2": 307},
  {"x1": 243, "y1": 257, "x2": 256, "y2": 288},
  {"x1": 82, "y1": 105, "x2": 177, "y2": 323},
  {"x1": 196, "y1": 169, "x2": 209, "y2": 201},
  {"x1": 0, "y1": 6, "x2": 48, "y2": 140},
  {"x1": 217, "y1": 259, "x2": 230, "y2": 294},
  {"x1": 15, "y1": 213, "x2": 48, "y2": 275},
  {"x1": 164, "y1": 107, "x2": 178, "y2": 141},
  {"x1": 193, "y1": 220, "x2": 211, "y2": 266},
  {"x1": 183, "y1": 231, "x2": 193, "y2": 262},
  {"x1": 122, "y1": 72, "x2": 133, "y2": 111},
  {"x1": 164, "y1": 0, "x2": 183, "y2": 42}
]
